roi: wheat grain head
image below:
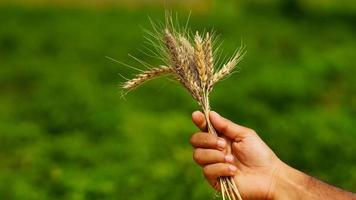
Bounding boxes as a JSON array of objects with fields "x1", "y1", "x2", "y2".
[
  {"x1": 211, "y1": 47, "x2": 245, "y2": 87},
  {"x1": 122, "y1": 66, "x2": 174, "y2": 90},
  {"x1": 120, "y1": 15, "x2": 245, "y2": 200}
]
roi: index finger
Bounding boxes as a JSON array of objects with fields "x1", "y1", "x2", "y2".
[{"x1": 192, "y1": 111, "x2": 207, "y2": 131}]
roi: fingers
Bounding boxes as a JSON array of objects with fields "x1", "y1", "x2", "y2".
[
  {"x1": 192, "y1": 111, "x2": 207, "y2": 131},
  {"x1": 203, "y1": 163, "x2": 237, "y2": 182},
  {"x1": 190, "y1": 132, "x2": 233, "y2": 165},
  {"x1": 193, "y1": 148, "x2": 234, "y2": 165},
  {"x1": 210, "y1": 111, "x2": 256, "y2": 141},
  {"x1": 190, "y1": 132, "x2": 226, "y2": 150}
]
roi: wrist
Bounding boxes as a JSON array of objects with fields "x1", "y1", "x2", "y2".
[{"x1": 269, "y1": 161, "x2": 312, "y2": 200}]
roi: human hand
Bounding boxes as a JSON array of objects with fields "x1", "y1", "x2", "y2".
[{"x1": 190, "y1": 111, "x2": 283, "y2": 200}]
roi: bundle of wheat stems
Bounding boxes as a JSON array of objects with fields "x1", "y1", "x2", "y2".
[{"x1": 121, "y1": 17, "x2": 245, "y2": 200}]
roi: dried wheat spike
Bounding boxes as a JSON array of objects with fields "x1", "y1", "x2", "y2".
[
  {"x1": 177, "y1": 34, "x2": 195, "y2": 84},
  {"x1": 163, "y1": 29, "x2": 181, "y2": 73},
  {"x1": 121, "y1": 19, "x2": 245, "y2": 200},
  {"x1": 178, "y1": 34, "x2": 200, "y2": 87},
  {"x1": 163, "y1": 29, "x2": 201, "y2": 102},
  {"x1": 203, "y1": 32, "x2": 214, "y2": 89},
  {"x1": 194, "y1": 32, "x2": 208, "y2": 89},
  {"x1": 178, "y1": 34, "x2": 194, "y2": 56},
  {"x1": 122, "y1": 66, "x2": 173, "y2": 90},
  {"x1": 211, "y1": 50, "x2": 244, "y2": 87}
]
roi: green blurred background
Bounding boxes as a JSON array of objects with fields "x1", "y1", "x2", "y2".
[{"x1": 0, "y1": 0, "x2": 355, "y2": 199}]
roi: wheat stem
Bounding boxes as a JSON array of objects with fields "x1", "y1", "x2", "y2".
[
  {"x1": 230, "y1": 177, "x2": 243, "y2": 200},
  {"x1": 220, "y1": 177, "x2": 226, "y2": 200},
  {"x1": 201, "y1": 89, "x2": 244, "y2": 200}
]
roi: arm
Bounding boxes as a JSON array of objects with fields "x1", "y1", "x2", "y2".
[
  {"x1": 274, "y1": 162, "x2": 356, "y2": 200},
  {"x1": 190, "y1": 111, "x2": 356, "y2": 200}
]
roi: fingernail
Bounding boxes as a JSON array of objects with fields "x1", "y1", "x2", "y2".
[
  {"x1": 229, "y1": 165, "x2": 237, "y2": 172},
  {"x1": 225, "y1": 155, "x2": 234, "y2": 162},
  {"x1": 217, "y1": 139, "x2": 226, "y2": 148}
]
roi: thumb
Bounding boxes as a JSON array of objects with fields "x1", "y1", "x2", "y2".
[{"x1": 209, "y1": 111, "x2": 251, "y2": 141}]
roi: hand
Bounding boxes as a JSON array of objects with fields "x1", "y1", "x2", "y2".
[
  {"x1": 190, "y1": 111, "x2": 283, "y2": 200},
  {"x1": 190, "y1": 111, "x2": 356, "y2": 200}
]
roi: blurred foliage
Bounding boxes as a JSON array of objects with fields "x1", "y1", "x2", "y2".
[{"x1": 0, "y1": 1, "x2": 355, "y2": 199}]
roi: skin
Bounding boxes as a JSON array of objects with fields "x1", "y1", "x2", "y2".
[{"x1": 190, "y1": 111, "x2": 356, "y2": 200}]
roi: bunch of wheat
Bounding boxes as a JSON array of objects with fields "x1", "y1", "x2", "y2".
[{"x1": 121, "y1": 20, "x2": 245, "y2": 200}]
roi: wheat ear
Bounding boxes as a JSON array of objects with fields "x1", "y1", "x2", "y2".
[
  {"x1": 122, "y1": 66, "x2": 173, "y2": 90},
  {"x1": 194, "y1": 32, "x2": 208, "y2": 90},
  {"x1": 178, "y1": 34, "x2": 200, "y2": 88},
  {"x1": 212, "y1": 49, "x2": 245, "y2": 86},
  {"x1": 163, "y1": 29, "x2": 201, "y2": 102},
  {"x1": 203, "y1": 32, "x2": 214, "y2": 90},
  {"x1": 121, "y1": 20, "x2": 245, "y2": 200}
]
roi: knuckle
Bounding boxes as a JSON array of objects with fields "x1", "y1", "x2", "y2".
[
  {"x1": 220, "y1": 122, "x2": 229, "y2": 133},
  {"x1": 193, "y1": 149, "x2": 203, "y2": 163},
  {"x1": 203, "y1": 166, "x2": 211, "y2": 177},
  {"x1": 246, "y1": 128, "x2": 257, "y2": 136},
  {"x1": 189, "y1": 135, "x2": 196, "y2": 145},
  {"x1": 190, "y1": 133, "x2": 200, "y2": 145},
  {"x1": 202, "y1": 136, "x2": 210, "y2": 146},
  {"x1": 199, "y1": 121, "x2": 206, "y2": 129}
]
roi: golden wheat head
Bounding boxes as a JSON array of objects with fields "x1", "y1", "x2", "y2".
[{"x1": 120, "y1": 16, "x2": 245, "y2": 200}]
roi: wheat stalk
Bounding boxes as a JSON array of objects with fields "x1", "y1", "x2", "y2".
[{"x1": 121, "y1": 19, "x2": 245, "y2": 200}]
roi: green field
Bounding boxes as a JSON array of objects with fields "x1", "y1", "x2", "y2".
[{"x1": 0, "y1": 2, "x2": 355, "y2": 199}]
